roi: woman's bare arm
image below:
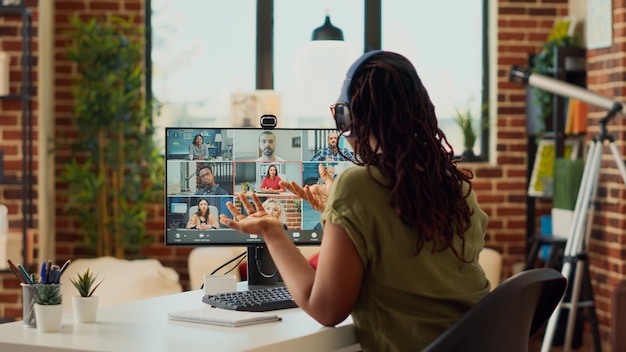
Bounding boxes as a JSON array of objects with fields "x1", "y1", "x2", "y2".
[
  {"x1": 266, "y1": 221, "x2": 363, "y2": 325},
  {"x1": 219, "y1": 193, "x2": 363, "y2": 326}
]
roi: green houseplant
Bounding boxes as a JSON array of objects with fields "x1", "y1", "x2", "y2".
[
  {"x1": 454, "y1": 101, "x2": 487, "y2": 161},
  {"x1": 70, "y1": 268, "x2": 103, "y2": 298},
  {"x1": 454, "y1": 107, "x2": 478, "y2": 157},
  {"x1": 70, "y1": 268, "x2": 103, "y2": 323},
  {"x1": 33, "y1": 284, "x2": 63, "y2": 332},
  {"x1": 531, "y1": 18, "x2": 582, "y2": 132},
  {"x1": 59, "y1": 15, "x2": 164, "y2": 258},
  {"x1": 33, "y1": 284, "x2": 62, "y2": 306}
]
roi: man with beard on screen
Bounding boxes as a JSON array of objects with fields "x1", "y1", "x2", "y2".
[{"x1": 256, "y1": 130, "x2": 285, "y2": 162}]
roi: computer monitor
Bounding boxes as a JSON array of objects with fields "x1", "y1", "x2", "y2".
[{"x1": 164, "y1": 127, "x2": 355, "y2": 288}]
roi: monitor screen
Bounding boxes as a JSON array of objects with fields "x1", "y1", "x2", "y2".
[{"x1": 164, "y1": 127, "x2": 356, "y2": 249}]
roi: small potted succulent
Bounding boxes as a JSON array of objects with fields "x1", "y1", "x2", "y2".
[
  {"x1": 70, "y1": 268, "x2": 104, "y2": 323},
  {"x1": 33, "y1": 284, "x2": 63, "y2": 332}
]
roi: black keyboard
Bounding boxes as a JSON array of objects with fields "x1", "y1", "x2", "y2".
[{"x1": 202, "y1": 286, "x2": 298, "y2": 312}]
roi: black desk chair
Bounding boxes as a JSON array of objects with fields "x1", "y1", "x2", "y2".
[{"x1": 423, "y1": 268, "x2": 567, "y2": 352}]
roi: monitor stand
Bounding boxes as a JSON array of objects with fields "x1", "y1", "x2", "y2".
[{"x1": 246, "y1": 245, "x2": 283, "y2": 290}]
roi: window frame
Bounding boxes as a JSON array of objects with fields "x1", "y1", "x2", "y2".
[{"x1": 145, "y1": 0, "x2": 490, "y2": 161}]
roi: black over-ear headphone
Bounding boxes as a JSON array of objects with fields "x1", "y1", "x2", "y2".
[{"x1": 334, "y1": 50, "x2": 384, "y2": 131}]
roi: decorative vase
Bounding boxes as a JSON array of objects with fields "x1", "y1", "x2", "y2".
[
  {"x1": 72, "y1": 296, "x2": 99, "y2": 323},
  {"x1": 34, "y1": 304, "x2": 63, "y2": 332}
]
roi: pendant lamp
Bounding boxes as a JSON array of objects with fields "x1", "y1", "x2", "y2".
[{"x1": 311, "y1": 15, "x2": 344, "y2": 41}]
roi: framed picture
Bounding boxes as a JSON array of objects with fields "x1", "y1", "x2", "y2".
[
  {"x1": 587, "y1": 0, "x2": 612, "y2": 50},
  {"x1": 292, "y1": 136, "x2": 301, "y2": 148}
]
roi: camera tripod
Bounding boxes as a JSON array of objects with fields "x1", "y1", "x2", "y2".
[{"x1": 541, "y1": 109, "x2": 626, "y2": 352}]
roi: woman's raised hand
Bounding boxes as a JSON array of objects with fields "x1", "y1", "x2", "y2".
[
  {"x1": 219, "y1": 192, "x2": 283, "y2": 236},
  {"x1": 280, "y1": 163, "x2": 334, "y2": 212}
]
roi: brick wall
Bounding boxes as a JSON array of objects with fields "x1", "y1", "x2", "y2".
[
  {"x1": 497, "y1": 0, "x2": 626, "y2": 343},
  {"x1": 585, "y1": 2, "x2": 626, "y2": 342},
  {"x1": 0, "y1": 0, "x2": 623, "y2": 346},
  {"x1": 0, "y1": 0, "x2": 39, "y2": 321}
]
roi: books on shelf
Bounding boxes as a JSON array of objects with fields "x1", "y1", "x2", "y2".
[
  {"x1": 564, "y1": 98, "x2": 588, "y2": 135},
  {"x1": 168, "y1": 307, "x2": 282, "y2": 327},
  {"x1": 528, "y1": 139, "x2": 581, "y2": 197}
]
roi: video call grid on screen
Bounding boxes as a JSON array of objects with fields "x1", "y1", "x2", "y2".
[{"x1": 164, "y1": 127, "x2": 355, "y2": 246}]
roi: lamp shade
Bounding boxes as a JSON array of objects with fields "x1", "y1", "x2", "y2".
[
  {"x1": 214, "y1": 133, "x2": 223, "y2": 143},
  {"x1": 311, "y1": 15, "x2": 344, "y2": 41}
]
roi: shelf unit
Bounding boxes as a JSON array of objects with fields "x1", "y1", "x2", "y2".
[
  {"x1": 525, "y1": 47, "x2": 586, "y2": 266},
  {"x1": 0, "y1": 4, "x2": 34, "y2": 270}
]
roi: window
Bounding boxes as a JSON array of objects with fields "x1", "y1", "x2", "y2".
[
  {"x1": 381, "y1": 1, "x2": 487, "y2": 158},
  {"x1": 273, "y1": 0, "x2": 363, "y2": 128},
  {"x1": 149, "y1": 0, "x2": 257, "y2": 148},
  {"x1": 149, "y1": 0, "x2": 489, "y2": 159}
]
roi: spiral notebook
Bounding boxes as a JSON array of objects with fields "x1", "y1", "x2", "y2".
[{"x1": 168, "y1": 307, "x2": 282, "y2": 327}]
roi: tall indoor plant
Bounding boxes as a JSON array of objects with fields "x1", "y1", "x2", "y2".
[{"x1": 59, "y1": 15, "x2": 163, "y2": 258}]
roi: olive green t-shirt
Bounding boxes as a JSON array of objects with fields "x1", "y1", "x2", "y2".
[{"x1": 321, "y1": 166, "x2": 490, "y2": 352}]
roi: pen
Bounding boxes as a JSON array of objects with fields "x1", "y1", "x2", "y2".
[
  {"x1": 6, "y1": 260, "x2": 26, "y2": 284},
  {"x1": 50, "y1": 265, "x2": 61, "y2": 284},
  {"x1": 59, "y1": 259, "x2": 71, "y2": 278},
  {"x1": 16, "y1": 264, "x2": 34, "y2": 284},
  {"x1": 46, "y1": 260, "x2": 52, "y2": 284},
  {"x1": 40, "y1": 261, "x2": 47, "y2": 284}
]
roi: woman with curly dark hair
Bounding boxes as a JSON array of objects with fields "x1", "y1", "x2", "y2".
[{"x1": 220, "y1": 51, "x2": 489, "y2": 351}]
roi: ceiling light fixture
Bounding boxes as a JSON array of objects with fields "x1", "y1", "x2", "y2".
[{"x1": 311, "y1": 15, "x2": 344, "y2": 41}]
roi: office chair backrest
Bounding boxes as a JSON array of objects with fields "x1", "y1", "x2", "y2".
[{"x1": 422, "y1": 268, "x2": 566, "y2": 352}]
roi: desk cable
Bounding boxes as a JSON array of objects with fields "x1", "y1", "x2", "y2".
[{"x1": 199, "y1": 250, "x2": 247, "y2": 290}]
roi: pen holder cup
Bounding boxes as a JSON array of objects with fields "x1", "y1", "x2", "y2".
[{"x1": 21, "y1": 283, "x2": 62, "y2": 328}]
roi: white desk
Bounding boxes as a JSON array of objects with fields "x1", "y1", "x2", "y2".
[{"x1": 0, "y1": 290, "x2": 356, "y2": 352}]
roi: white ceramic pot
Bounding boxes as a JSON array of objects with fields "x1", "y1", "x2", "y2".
[
  {"x1": 72, "y1": 296, "x2": 99, "y2": 323},
  {"x1": 34, "y1": 304, "x2": 63, "y2": 332},
  {"x1": 21, "y1": 283, "x2": 63, "y2": 328}
]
